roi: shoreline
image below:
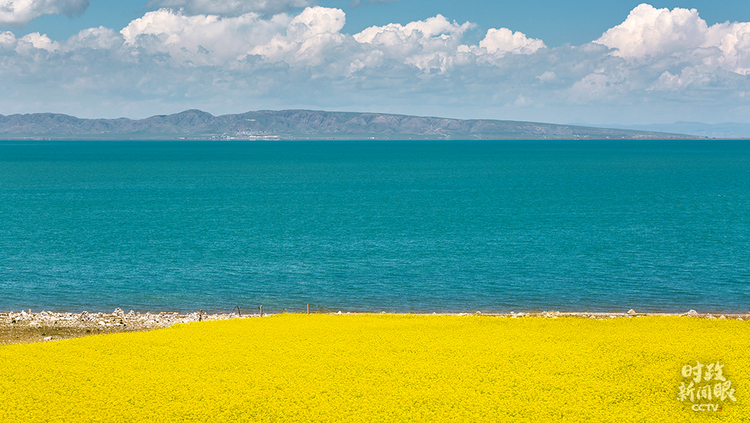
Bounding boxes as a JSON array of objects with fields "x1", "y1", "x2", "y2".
[{"x1": 1, "y1": 308, "x2": 746, "y2": 345}]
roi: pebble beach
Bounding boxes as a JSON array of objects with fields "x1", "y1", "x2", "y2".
[
  {"x1": 2, "y1": 308, "x2": 746, "y2": 345},
  {"x1": 0, "y1": 308, "x2": 250, "y2": 345}
]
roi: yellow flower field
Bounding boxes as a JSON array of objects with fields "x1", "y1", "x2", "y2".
[{"x1": 0, "y1": 314, "x2": 747, "y2": 422}]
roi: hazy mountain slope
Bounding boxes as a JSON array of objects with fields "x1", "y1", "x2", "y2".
[
  {"x1": 594, "y1": 122, "x2": 750, "y2": 139},
  {"x1": 0, "y1": 109, "x2": 697, "y2": 140}
]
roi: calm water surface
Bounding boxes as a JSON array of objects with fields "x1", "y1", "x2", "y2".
[{"x1": 1, "y1": 140, "x2": 748, "y2": 313}]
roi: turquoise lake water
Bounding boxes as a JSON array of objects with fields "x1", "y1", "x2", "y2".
[{"x1": 1, "y1": 140, "x2": 749, "y2": 313}]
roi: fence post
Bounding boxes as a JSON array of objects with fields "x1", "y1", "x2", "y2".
[
  {"x1": 307, "y1": 304, "x2": 309, "y2": 314},
  {"x1": 260, "y1": 305, "x2": 263, "y2": 317}
]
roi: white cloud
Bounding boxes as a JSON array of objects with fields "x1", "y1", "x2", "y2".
[
  {"x1": 353, "y1": 15, "x2": 474, "y2": 72},
  {"x1": 250, "y1": 6, "x2": 349, "y2": 66},
  {"x1": 593, "y1": 4, "x2": 750, "y2": 81},
  {"x1": 146, "y1": 0, "x2": 310, "y2": 17},
  {"x1": 121, "y1": 8, "x2": 290, "y2": 65},
  {"x1": 705, "y1": 21, "x2": 750, "y2": 75},
  {"x1": 569, "y1": 72, "x2": 624, "y2": 101},
  {"x1": 479, "y1": 28, "x2": 545, "y2": 56},
  {"x1": 284, "y1": 6, "x2": 345, "y2": 41},
  {"x1": 0, "y1": 0, "x2": 89, "y2": 27},
  {"x1": 648, "y1": 69, "x2": 708, "y2": 92},
  {"x1": 594, "y1": 4, "x2": 750, "y2": 76},
  {"x1": 354, "y1": 14, "x2": 471, "y2": 44},
  {"x1": 0, "y1": 30, "x2": 16, "y2": 48},
  {"x1": 595, "y1": 4, "x2": 706, "y2": 59},
  {"x1": 119, "y1": 7, "x2": 351, "y2": 68},
  {"x1": 16, "y1": 31, "x2": 58, "y2": 51},
  {"x1": 66, "y1": 26, "x2": 121, "y2": 50}
]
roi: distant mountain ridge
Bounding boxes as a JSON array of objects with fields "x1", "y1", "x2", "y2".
[
  {"x1": 592, "y1": 122, "x2": 750, "y2": 139},
  {"x1": 0, "y1": 109, "x2": 698, "y2": 140}
]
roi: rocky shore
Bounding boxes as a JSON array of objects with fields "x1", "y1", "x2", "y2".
[
  {"x1": 0, "y1": 308, "x2": 255, "y2": 345},
  {"x1": 0, "y1": 308, "x2": 745, "y2": 345}
]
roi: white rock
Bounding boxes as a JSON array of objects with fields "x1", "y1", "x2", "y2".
[
  {"x1": 687, "y1": 309, "x2": 699, "y2": 317},
  {"x1": 43, "y1": 336, "x2": 52, "y2": 342},
  {"x1": 627, "y1": 309, "x2": 636, "y2": 315}
]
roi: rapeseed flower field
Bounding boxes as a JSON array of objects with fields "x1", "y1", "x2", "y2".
[{"x1": 0, "y1": 314, "x2": 746, "y2": 422}]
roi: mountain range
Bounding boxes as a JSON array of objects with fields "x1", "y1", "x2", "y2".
[
  {"x1": 591, "y1": 122, "x2": 750, "y2": 139},
  {"x1": 0, "y1": 109, "x2": 700, "y2": 140}
]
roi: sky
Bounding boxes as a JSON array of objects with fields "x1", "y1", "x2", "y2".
[{"x1": 2, "y1": 0, "x2": 750, "y2": 124}]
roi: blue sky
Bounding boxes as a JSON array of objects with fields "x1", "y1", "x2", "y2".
[{"x1": 2, "y1": 0, "x2": 750, "y2": 124}]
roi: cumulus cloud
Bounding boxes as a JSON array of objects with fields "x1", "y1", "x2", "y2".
[
  {"x1": 118, "y1": 7, "x2": 493, "y2": 73},
  {"x1": 354, "y1": 14, "x2": 472, "y2": 45},
  {"x1": 118, "y1": 6, "x2": 355, "y2": 69},
  {"x1": 353, "y1": 15, "x2": 474, "y2": 72},
  {"x1": 66, "y1": 26, "x2": 121, "y2": 50},
  {"x1": 594, "y1": 4, "x2": 750, "y2": 78},
  {"x1": 146, "y1": 0, "x2": 310, "y2": 17},
  {"x1": 595, "y1": 4, "x2": 706, "y2": 59},
  {"x1": 17, "y1": 31, "x2": 58, "y2": 51},
  {"x1": 648, "y1": 68, "x2": 710, "y2": 92},
  {"x1": 121, "y1": 9, "x2": 290, "y2": 65},
  {"x1": 250, "y1": 6, "x2": 349, "y2": 66},
  {"x1": 479, "y1": 27, "x2": 545, "y2": 56},
  {"x1": 705, "y1": 21, "x2": 750, "y2": 75},
  {"x1": 0, "y1": 0, "x2": 89, "y2": 27},
  {"x1": 0, "y1": 30, "x2": 16, "y2": 47}
]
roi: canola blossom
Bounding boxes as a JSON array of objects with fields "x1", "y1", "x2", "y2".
[{"x1": 0, "y1": 314, "x2": 747, "y2": 422}]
